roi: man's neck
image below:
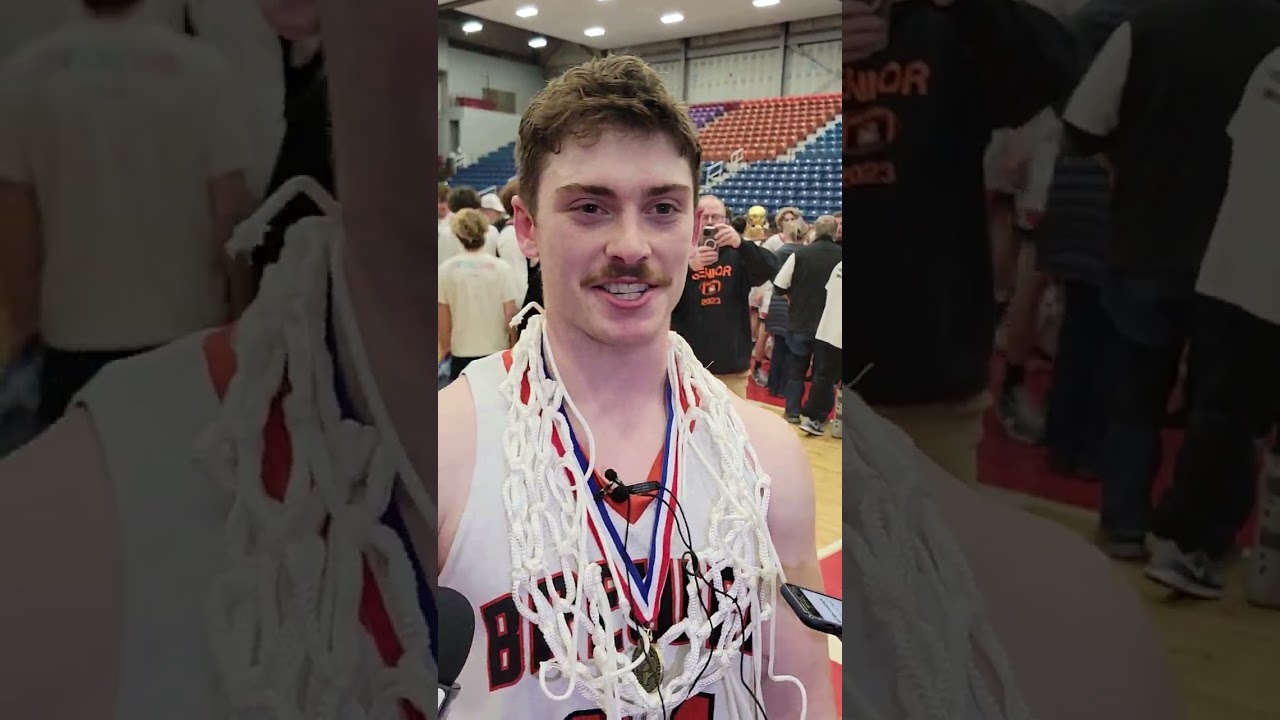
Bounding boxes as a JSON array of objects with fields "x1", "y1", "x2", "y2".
[{"x1": 542, "y1": 317, "x2": 671, "y2": 422}]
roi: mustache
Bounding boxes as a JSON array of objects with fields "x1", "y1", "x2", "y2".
[{"x1": 580, "y1": 261, "x2": 673, "y2": 288}]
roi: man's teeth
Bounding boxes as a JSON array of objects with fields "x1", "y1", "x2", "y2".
[{"x1": 602, "y1": 282, "x2": 649, "y2": 298}]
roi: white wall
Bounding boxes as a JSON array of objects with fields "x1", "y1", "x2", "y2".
[
  {"x1": 649, "y1": 61, "x2": 686, "y2": 103},
  {"x1": 446, "y1": 48, "x2": 545, "y2": 113},
  {"x1": 452, "y1": 107, "x2": 520, "y2": 160},
  {"x1": 440, "y1": 44, "x2": 545, "y2": 155}
]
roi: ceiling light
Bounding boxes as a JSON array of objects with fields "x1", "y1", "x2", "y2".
[
  {"x1": 461, "y1": 20, "x2": 483, "y2": 33},
  {"x1": 528, "y1": 36, "x2": 547, "y2": 48},
  {"x1": 584, "y1": 26, "x2": 605, "y2": 37},
  {"x1": 516, "y1": 5, "x2": 538, "y2": 17},
  {"x1": 752, "y1": 0, "x2": 780, "y2": 6},
  {"x1": 661, "y1": 12, "x2": 684, "y2": 23}
]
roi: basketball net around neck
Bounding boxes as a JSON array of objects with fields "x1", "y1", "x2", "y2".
[
  {"x1": 498, "y1": 313, "x2": 807, "y2": 718},
  {"x1": 194, "y1": 184, "x2": 436, "y2": 719}
]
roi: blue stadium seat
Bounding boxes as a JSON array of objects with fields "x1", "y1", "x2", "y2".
[{"x1": 709, "y1": 119, "x2": 842, "y2": 218}]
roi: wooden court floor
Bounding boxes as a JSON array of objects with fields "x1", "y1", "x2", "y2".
[
  {"x1": 993, "y1": 491, "x2": 1280, "y2": 720},
  {"x1": 775, "y1": 404, "x2": 1280, "y2": 720}
]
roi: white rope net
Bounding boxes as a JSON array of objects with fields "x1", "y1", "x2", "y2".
[
  {"x1": 841, "y1": 389, "x2": 1033, "y2": 720},
  {"x1": 183, "y1": 175, "x2": 1032, "y2": 720},
  {"x1": 194, "y1": 205, "x2": 436, "y2": 719},
  {"x1": 497, "y1": 314, "x2": 802, "y2": 718}
]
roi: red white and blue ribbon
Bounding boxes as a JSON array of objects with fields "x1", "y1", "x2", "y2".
[{"x1": 557, "y1": 384, "x2": 680, "y2": 630}]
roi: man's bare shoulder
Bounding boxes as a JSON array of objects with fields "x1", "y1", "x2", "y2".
[
  {"x1": 924, "y1": 470, "x2": 1185, "y2": 719},
  {"x1": 0, "y1": 409, "x2": 120, "y2": 717},
  {"x1": 729, "y1": 397, "x2": 818, "y2": 559},
  {"x1": 731, "y1": 396, "x2": 809, "y2": 475}
]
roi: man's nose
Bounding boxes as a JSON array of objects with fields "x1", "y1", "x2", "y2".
[{"x1": 607, "y1": 212, "x2": 651, "y2": 265}]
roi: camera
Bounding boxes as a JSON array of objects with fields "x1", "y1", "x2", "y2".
[{"x1": 701, "y1": 226, "x2": 717, "y2": 248}]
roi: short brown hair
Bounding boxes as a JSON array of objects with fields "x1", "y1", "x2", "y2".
[
  {"x1": 450, "y1": 208, "x2": 490, "y2": 251},
  {"x1": 498, "y1": 179, "x2": 519, "y2": 217},
  {"x1": 438, "y1": 183, "x2": 450, "y2": 203},
  {"x1": 447, "y1": 187, "x2": 481, "y2": 214},
  {"x1": 516, "y1": 55, "x2": 700, "y2": 217}
]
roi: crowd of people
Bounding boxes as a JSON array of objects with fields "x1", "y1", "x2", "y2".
[
  {"x1": 437, "y1": 177, "x2": 846, "y2": 435},
  {"x1": 848, "y1": 0, "x2": 1280, "y2": 606}
]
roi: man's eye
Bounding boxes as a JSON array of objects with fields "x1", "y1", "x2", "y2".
[
  {"x1": 576, "y1": 203, "x2": 602, "y2": 214},
  {"x1": 653, "y1": 203, "x2": 677, "y2": 214}
]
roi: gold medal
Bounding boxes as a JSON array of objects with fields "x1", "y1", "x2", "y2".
[{"x1": 631, "y1": 627, "x2": 663, "y2": 693}]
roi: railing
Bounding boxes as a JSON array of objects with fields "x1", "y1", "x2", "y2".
[
  {"x1": 729, "y1": 148, "x2": 745, "y2": 172},
  {"x1": 479, "y1": 185, "x2": 497, "y2": 196},
  {"x1": 704, "y1": 160, "x2": 725, "y2": 186}
]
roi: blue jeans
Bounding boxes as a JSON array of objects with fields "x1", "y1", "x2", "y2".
[
  {"x1": 767, "y1": 333, "x2": 790, "y2": 396},
  {"x1": 1095, "y1": 272, "x2": 1193, "y2": 540},
  {"x1": 784, "y1": 333, "x2": 816, "y2": 417},
  {"x1": 1044, "y1": 280, "x2": 1112, "y2": 472}
]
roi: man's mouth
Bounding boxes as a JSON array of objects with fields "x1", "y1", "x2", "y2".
[{"x1": 598, "y1": 281, "x2": 651, "y2": 301}]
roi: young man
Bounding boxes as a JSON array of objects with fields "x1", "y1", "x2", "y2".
[
  {"x1": 438, "y1": 58, "x2": 834, "y2": 718},
  {"x1": 0, "y1": 5, "x2": 1180, "y2": 720},
  {"x1": 0, "y1": 0, "x2": 254, "y2": 428}
]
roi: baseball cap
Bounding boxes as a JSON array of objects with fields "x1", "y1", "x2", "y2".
[{"x1": 480, "y1": 193, "x2": 505, "y2": 213}]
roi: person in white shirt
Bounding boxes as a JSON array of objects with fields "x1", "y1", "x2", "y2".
[
  {"x1": 437, "y1": 185, "x2": 499, "y2": 264},
  {"x1": 478, "y1": 191, "x2": 505, "y2": 228},
  {"x1": 438, "y1": 208, "x2": 520, "y2": 382},
  {"x1": 760, "y1": 205, "x2": 801, "y2": 253},
  {"x1": 0, "y1": 0, "x2": 252, "y2": 427},
  {"x1": 437, "y1": 181, "x2": 451, "y2": 223},
  {"x1": 810, "y1": 261, "x2": 842, "y2": 438},
  {"x1": 494, "y1": 179, "x2": 529, "y2": 306}
]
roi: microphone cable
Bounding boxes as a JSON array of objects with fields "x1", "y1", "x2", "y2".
[{"x1": 604, "y1": 470, "x2": 770, "y2": 720}]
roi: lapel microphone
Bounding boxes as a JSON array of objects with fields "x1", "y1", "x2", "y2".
[{"x1": 595, "y1": 468, "x2": 661, "y2": 503}]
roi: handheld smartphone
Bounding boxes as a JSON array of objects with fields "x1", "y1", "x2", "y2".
[
  {"x1": 781, "y1": 583, "x2": 842, "y2": 637},
  {"x1": 701, "y1": 226, "x2": 718, "y2": 249}
]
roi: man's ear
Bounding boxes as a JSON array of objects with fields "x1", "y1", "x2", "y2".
[
  {"x1": 512, "y1": 195, "x2": 539, "y2": 262},
  {"x1": 689, "y1": 205, "x2": 705, "y2": 253}
]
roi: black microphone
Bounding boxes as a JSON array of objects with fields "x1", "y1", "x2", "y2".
[
  {"x1": 593, "y1": 468, "x2": 625, "y2": 502},
  {"x1": 437, "y1": 587, "x2": 474, "y2": 718},
  {"x1": 595, "y1": 469, "x2": 661, "y2": 503}
]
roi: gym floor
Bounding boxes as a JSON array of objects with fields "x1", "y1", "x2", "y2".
[{"x1": 783, "y1": 401, "x2": 1280, "y2": 720}]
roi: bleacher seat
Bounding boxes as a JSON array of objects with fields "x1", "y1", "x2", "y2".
[
  {"x1": 712, "y1": 119, "x2": 842, "y2": 219},
  {"x1": 687, "y1": 102, "x2": 729, "y2": 130},
  {"x1": 449, "y1": 142, "x2": 517, "y2": 193},
  {"x1": 699, "y1": 93, "x2": 840, "y2": 162},
  {"x1": 448, "y1": 94, "x2": 840, "y2": 222}
]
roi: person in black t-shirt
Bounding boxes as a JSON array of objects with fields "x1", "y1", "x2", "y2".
[
  {"x1": 844, "y1": 0, "x2": 1079, "y2": 483},
  {"x1": 771, "y1": 216, "x2": 842, "y2": 427},
  {"x1": 670, "y1": 195, "x2": 779, "y2": 398}
]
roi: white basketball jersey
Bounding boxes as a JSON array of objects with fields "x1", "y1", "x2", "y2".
[{"x1": 440, "y1": 352, "x2": 767, "y2": 720}]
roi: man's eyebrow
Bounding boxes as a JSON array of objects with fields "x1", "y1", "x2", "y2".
[{"x1": 552, "y1": 183, "x2": 692, "y2": 198}]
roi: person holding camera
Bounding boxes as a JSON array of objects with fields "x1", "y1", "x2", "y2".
[{"x1": 670, "y1": 195, "x2": 780, "y2": 398}]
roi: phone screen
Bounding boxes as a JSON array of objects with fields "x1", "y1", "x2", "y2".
[{"x1": 795, "y1": 586, "x2": 842, "y2": 626}]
